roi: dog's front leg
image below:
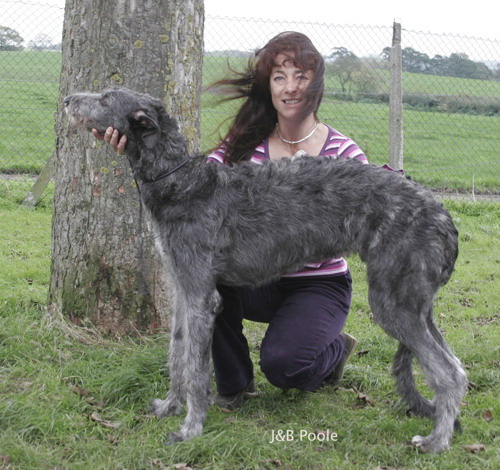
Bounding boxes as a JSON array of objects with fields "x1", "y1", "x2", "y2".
[
  {"x1": 167, "y1": 289, "x2": 220, "y2": 445},
  {"x1": 151, "y1": 284, "x2": 187, "y2": 418}
]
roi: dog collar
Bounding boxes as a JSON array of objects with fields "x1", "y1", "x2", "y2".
[{"x1": 143, "y1": 158, "x2": 191, "y2": 184}]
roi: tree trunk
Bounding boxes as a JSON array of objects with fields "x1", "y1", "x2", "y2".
[{"x1": 48, "y1": 0, "x2": 204, "y2": 334}]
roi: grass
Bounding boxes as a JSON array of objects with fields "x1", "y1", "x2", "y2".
[
  {"x1": 402, "y1": 71, "x2": 500, "y2": 97},
  {"x1": 0, "y1": 200, "x2": 52, "y2": 309},
  {"x1": 0, "y1": 197, "x2": 499, "y2": 469},
  {"x1": 0, "y1": 51, "x2": 61, "y2": 173},
  {"x1": 0, "y1": 80, "x2": 59, "y2": 174}
]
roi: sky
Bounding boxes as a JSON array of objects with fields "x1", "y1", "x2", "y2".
[
  {"x1": 204, "y1": 0, "x2": 498, "y2": 40},
  {"x1": 10, "y1": 0, "x2": 499, "y2": 40},
  {"x1": 3, "y1": 0, "x2": 498, "y2": 61}
]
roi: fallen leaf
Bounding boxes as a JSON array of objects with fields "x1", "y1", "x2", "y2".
[
  {"x1": 460, "y1": 297, "x2": 474, "y2": 307},
  {"x1": 70, "y1": 384, "x2": 91, "y2": 397},
  {"x1": 106, "y1": 434, "x2": 119, "y2": 445},
  {"x1": 474, "y1": 313, "x2": 500, "y2": 325},
  {"x1": 89, "y1": 412, "x2": 121, "y2": 429},
  {"x1": 373, "y1": 467, "x2": 403, "y2": 470},
  {"x1": 173, "y1": 464, "x2": 193, "y2": 470},
  {"x1": 356, "y1": 349, "x2": 370, "y2": 356},
  {"x1": 265, "y1": 459, "x2": 282, "y2": 467},
  {"x1": 150, "y1": 460, "x2": 169, "y2": 469},
  {"x1": 84, "y1": 396, "x2": 104, "y2": 409},
  {"x1": 357, "y1": 392, "x2": 375, "y2": 406},
  {"x1": 483, "y1": 410, "x2": 493, "y2": 422},
  {"x1": 467, "y1": 381, "x2": 478, "y2": 390},
  {"x1": 463, "y1": 444, "x2": 485, "y2": 453}
]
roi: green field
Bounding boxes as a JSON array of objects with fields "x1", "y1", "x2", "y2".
[
  {"x1": 403, "y1": 71, "x2": 500, "y2": 97},
  {"x1": 1, "y1": 51, "x2": 499, "y2": 193},
  {"x1": 0, "y1": 52, "x2": 61, "y2": 174},
  {"x1": 0, "y1": 197, "x2": 498, "y2": 469}
]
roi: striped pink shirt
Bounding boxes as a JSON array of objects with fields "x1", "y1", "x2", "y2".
[{"x1": 207, "y1": 124, "x2": 368, "y2": 277}]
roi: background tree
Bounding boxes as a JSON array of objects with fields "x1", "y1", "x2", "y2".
[
  {"x1": 0, "y1": 26, "x2": 24, "y2": 50},
  {"x1": 382, "y1": 46, "x2": 494, "y2": 80},
  {"x1": 49, "y1": 0, "x2": 204, "y2": 334},
  {"x1": 28, "y1": 33, "x2": 56, "y2": 51},
  {"x1": 446, "y1": 52, "x2": 492, "y2": 79},
  {"x1": 402, "y1": 47, "x2": 431, "y2": 73},
  {"x1": 351, "y1": 57, "x2": 384, "y2": 95},
  {"x1": 328, "y1": 47, "x2": 361, "y2": 93},
  {"x1": 493, "y1": 63, "x2": 500, "y2": 81},
  {"x1": 329, "y1": 48, "x2": 383, "y2": 96}
]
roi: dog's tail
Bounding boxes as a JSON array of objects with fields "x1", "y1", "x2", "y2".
[
  {"x1": 392, "y1": 342, "x2": 436, "y2": 419},
  {"x1": 437, "y1": 206, "x2": 459, "y2": 287}
]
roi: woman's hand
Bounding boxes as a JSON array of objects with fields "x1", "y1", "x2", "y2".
[{"x1": 92, "y1": 127, "x2": 127, "y2": 155}]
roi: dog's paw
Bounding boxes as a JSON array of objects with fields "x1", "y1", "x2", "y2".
[
  {"x1": 411, "y1": 435, "x2": 426, "y2": 450},
  {"x1": 166, "y1": 423, "x2": 203, "y2": 445},
  {"x1": 166, "y1": 431, "x2": 185, "y2": 446},
  {"x1": 411, "y1": 434, "x2": 450, "y2": 453},
  {"x1": 151, "y1": 398, "x2": 182, "y2": 418}
]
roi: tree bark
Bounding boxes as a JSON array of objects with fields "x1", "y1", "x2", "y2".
[{"x1": 48, "y1": 0, "x2": 204, "y2": 334}]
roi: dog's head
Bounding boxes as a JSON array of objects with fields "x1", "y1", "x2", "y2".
[{"x1": 64, "y1": 87, "x2": 166, "y2": 149}]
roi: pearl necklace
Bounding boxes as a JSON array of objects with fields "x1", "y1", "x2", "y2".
[{"x1": 276, "y1": 121, "x2": 319, "y2": 145}]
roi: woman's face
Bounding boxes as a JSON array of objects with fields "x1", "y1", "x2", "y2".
[{"x1": 269, "y1": 53, "x2": 315, "y2": 122}]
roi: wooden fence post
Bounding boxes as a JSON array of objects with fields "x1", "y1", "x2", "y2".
[
  {"x1": 22, "y1": 151, "x2": 55, "y2": 208},
  {"x1": 389, "y1": 22, "x2": 404, "y2": 170}
]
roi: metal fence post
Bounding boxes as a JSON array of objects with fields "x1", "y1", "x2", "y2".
[{"x1": 389, "y1": 22, "x2": 404, "y2": 170}]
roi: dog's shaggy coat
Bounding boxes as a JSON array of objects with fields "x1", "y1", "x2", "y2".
[{"x1": 64, "y1": 87, "x2": 467, "y2": 452}]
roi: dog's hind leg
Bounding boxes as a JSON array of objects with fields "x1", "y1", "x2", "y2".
[
  {"x1": 393, "y1": 339, "x2": 462, "y2": 432},
  {"x1": 373, "y1": 297, "x2": 467, "y2": 452},
  {"x1": 166, "y1": 288, "x2": 221, "y2": 444},
  {"x1": 408, "y1": 327, "x2": 466, "y2": 452},
  {"x1": 425, "y1": 314, "x2": 464, "y2": 434}
]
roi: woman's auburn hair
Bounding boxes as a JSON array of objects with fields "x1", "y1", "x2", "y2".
[{"x1": 210, "y1": 31, "x2": 325, "y2": 163}]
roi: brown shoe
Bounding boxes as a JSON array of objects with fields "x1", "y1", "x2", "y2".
[
  {"x1": 326, "y1": 333, "x2": 358, "y2": 387},
  {"x1": 215, "y1": 380, "x2": 259, "y2": 413}
]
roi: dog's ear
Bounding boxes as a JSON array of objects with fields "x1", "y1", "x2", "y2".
[{"x1": 128, "y1": 109, "x2": 161, "y2": 149}]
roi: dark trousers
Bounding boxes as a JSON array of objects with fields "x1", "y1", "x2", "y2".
[{"x1": 212, "y1": 273, "x2": 352, "y2": 395}]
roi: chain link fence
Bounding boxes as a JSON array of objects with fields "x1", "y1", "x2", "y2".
[{"x1": 1, "y1": 0, "x2": 499, "y2": 203}]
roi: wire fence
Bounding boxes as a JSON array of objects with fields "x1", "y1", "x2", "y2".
[{"x1": 1, "y1": 0, "x2": 499, "y2": 203}]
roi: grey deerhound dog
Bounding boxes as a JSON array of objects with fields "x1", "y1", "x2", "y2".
[{"x1": 64, "y1": 87, "x2": 467, "y2": 452}]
